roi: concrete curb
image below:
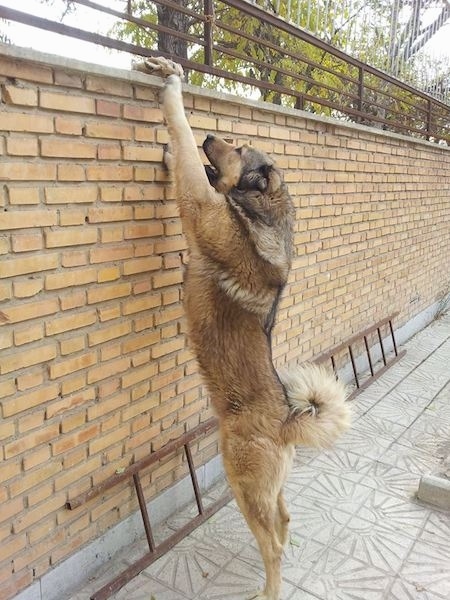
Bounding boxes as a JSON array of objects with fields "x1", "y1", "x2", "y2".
[{"x1": 417, "y1": 474, "x2": 450, "y2": 510}]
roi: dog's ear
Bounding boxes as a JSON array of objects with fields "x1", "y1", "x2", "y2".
[
  {"x1": 238, "y1": 165, "x2": 270, "y2": 192},
  {"x1": 227, "y1": 188, "x2": 273, "y2": 226},
  {"x1": 267, "y1": 166, "x2": 283, "y2": 193}
]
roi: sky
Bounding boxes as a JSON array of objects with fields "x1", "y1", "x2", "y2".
[
  {"x1": 0, "y1": 0, "x2": 449, "y2": 70},
  {"x1": 0, "y1": 0, "x2": 133, "y2": 69}
]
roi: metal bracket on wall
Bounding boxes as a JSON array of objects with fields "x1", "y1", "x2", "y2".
[
  {"x1": 315, "y1": 312, "x2": 406, "y2": 399},
  {"x1": 66, "y1": 418, "x2": 231, "y2": 600}
]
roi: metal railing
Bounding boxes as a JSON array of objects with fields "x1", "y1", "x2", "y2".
[{"x1": 0, "y1": 0, "x2": 449, "y2": 144}]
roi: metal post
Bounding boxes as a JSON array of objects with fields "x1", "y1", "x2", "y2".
[{"x1": 204, "y1": 0, "x2": 214, "y2": 66}]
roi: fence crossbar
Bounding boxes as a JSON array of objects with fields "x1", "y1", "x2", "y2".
[{"x1": 315, "y1": 312, "x2": 406, "y2": 400}]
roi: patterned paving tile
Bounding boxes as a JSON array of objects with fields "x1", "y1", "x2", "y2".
[
  {"x1": 292, "y1": 472, "x2": 372, "y2": 516},
  {"x1": 366, "y1": 393, "x2": 426, "y2": 428},
  {"x1": 396, "y1": 412, "x2": 450, "y2": 457},
  {"x1": 197, "y1": 556, "x2": 296, "y2": 599},
  {"x1": 143, "y1": 535, "x2": 234, "y2": 599},
  {"x1": 189, "y1": 504, "x2": 254, "y2": 554},
  {"x1": 388, "y1": 578, "x2": 448, "y2": 600},
  {"x1": 356, "y1": 459, "x2": 420, "y2": 500},
  {"x1": 332, "y1": 422, "x2": 393, "y2": 460},
  {"x1": 419, "y1": 511, "x2": 450, "y2": 550},
  {"x1": 400, "y1": 539, "x2": 450, "y2": 598},
  {"x1": 324, "y1": 512, "x2": 415, "y2": 574},
  {"x1": 306, "y1": 449, "x2": 373, "y2": 486},
  {"x1": 297, "y1": 547, "x2": 393, "y2": 599},
  {"x1": 353, "y1": 412, "x2": 407, "y2": 440},
  {"x1": 357, "y1": 489, "x2": 430, "y2": 536},
  {"x1": 114, "y1": 575, "x2": 190, "y2": 600},
  {"x1": 235, "y1": 535, "x2": 324, "y2": 586},
  {"x1": 381, "y1": 441, "x2": 443, "y2": 476}
]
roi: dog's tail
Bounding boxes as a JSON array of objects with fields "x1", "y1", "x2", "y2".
[{"x1": 278, "y1": 363, "x2": 351, "y2": 448}]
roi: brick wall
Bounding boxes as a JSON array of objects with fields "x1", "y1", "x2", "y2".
[{"x1": 0, "y1": 47, "x2": 449, "y2": 599}]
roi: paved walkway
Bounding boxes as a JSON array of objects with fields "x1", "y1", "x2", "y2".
[{"x1": 70, "y1": 312, "x2": 450, "y2": 600}]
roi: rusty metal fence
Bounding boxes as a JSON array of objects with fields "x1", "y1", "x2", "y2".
[{"x1": 0, "y1": 0, "x2": 449, "y2": 144}]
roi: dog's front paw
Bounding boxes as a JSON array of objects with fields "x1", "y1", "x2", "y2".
[{"x1": 134, "y1": 56, "x2": 184, "y2": 79}]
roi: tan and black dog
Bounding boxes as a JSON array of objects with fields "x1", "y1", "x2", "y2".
[{"x1": 140, "y1": 57, "x2": 351, "y2": 600}]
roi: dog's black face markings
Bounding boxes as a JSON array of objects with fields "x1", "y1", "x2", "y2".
[
  {"x1": 237, "y1": 163, "x2": 270, "y2": 193},
  {"x1": 226, "y1": 188, "x2": 274, "y2": 227}
]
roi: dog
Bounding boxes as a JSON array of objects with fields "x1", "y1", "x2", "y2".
[{"x1": 140, "y1": 57, "x2": 351, "y2": 600}]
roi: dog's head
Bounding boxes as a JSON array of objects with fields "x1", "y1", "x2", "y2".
[{"x1": 202, "y1": 134, "x2": 282, "y2": 196}]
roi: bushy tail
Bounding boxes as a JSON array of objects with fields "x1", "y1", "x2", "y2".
[{"x1": 278, "y1": 363, "x2": 351, "y2": 448}]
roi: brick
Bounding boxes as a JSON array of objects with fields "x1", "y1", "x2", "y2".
[
  {"x1": 123, "y1": 256, "x2": 162, "y2": 276},
  {"x1": 97, "y1": 266, "x2": 120, "y2": 283},
  {"x1": 0, "y1": 344, "x2": 56, "y2": 375},
  {"x1": 14, "y1": 322, "x2": 44, "y2": 346},
  {"x1": 16, "y1": 370, "x2": 44, "y2": 391},
  {"x1": 0, "y1": 209, "x2": 57, "y2": 230},
  {"x1": 2, "y1": 383, "x2": 59, "y2": 417},
  {"x1": 2, "y1": 84, "x2": 38, "y2": 106},
  {"x1": 60, "y1": 335, "x2": 85, "y2": 356},
  {"x1": 87, "y1": 356, "x2": 130, "y2": 384},
  {"x1": 152, "y1": 270, "x2": 183, "y2": 289},
  {"x1": 0, "y1": 297, "x2": 59, "y2": 324},
  {"x1": 89, "y1": 321, "x2": 131, "y2": 346},
  {"x1": 84, "y1": 122, "x2": 133, "y2": 140},
  {"x1": 44, "y1": 185, "x2": 97, "y2": 204},
  {"x1": 0, "y1": 162, "x2": 57, "y2": 181},
  {"x1": 87, "y1": 282, "x2": 131, "y2": 304},
  {"x1": 96, "y1": 99, "x2": 121, "y2": 117},
  {"x1": 0, "y1": 111, "x2": 53, "y2": 133},
  {"x1": 6, "y1": 137, "x2": 39, "y2": 156},
  {"x1": 89, "y1": 424, "x2": 130, "y2": 455},
  {"x1": 7, "y1": 186, "x2": 40, "y2": 205},
  {"x1": 57, "y1": 164, "x2": 85, "y2": 181},
  {"x1": 61, "y1": 250, "x2": 88, "y2": 268},
  {"x1": 123, "y1": 105, "x2": 162, "y2": 122},
  {"x1": 0, "y1": 57, "x2": 52, "y2": 83},
  {"x1": 11, "y1": 232, "x2": 43, "y2": 252},
  {"x1": 86, "y1": 76, "x2": 132, "y2": 97},
  {"x1": 123, "y1": 145, "x2": 162, "y2": 162},
  {"x1": 1, "y1": 253, "x2": 58, "y2": 278},
  {"x1": 46, "y1": 309, "x2": 97, "y2": 336},
  {"x1": 87, "y1": 206, "x2": 133, "y2": 223},
  {"x1": 50, "y1": 259, "x2": 91, "y2": 286},
  {"x1": 98, "y1": 143, "x2": 121, "y2": 160},
  {"x1": 90, "y1": 245, "x2": 134, "y2": 266},
  {"x1": 59, "y1": 210, "x2": 87, "y2": 226},
  {"x1": 86, "y1": 165, "x2": 133, "y2": 181},
  {"x1": 122, "y1": 293, "x2": 160, "y2": 315},
  {"x1": 124, "y1": 222, "x2": 164, "y2": 239},
  {"x1": 55, "y1": 116, "x2": 83, "y2": 135},
  {"x1": 48, "y1": 351, "x2": 97, "y2": 380},
  {"x1": 41, "y1": 138, "x2": 97, "y2": 159},
  {"x1": 40, "y1": 90, "x2": 95, "y2": 113},
  {"x1": 45, "y1": 227, "x2": 97, "y2": 248},
  {"x1": 13, "y1": 493, "x2": 66, "y2": 533}
]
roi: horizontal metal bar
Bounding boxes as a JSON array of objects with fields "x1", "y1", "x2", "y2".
[
  {"x1": 67, "y1": 418, "x2": 218, "y2": 509},
  {"x1": 347, "y1": 349, "x2": 406, "y2": 400},
  {"x1": 90, "y1": 490, "x2": 233, "y2": 600},
  {"x1": 315, "y1": 312, "x2": 400, "y2": 365}
]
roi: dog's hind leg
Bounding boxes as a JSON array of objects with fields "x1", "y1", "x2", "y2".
[
  {"x1": 274, "y1": 490, "x2": 290, "y2": 547},
  {"x1": 234, "y1": 489, "x2": 282, "y2": 600}
]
